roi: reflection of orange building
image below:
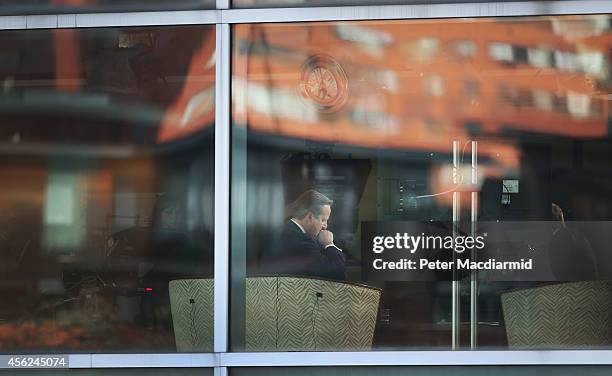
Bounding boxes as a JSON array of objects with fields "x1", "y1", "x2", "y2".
[
  {"x1": 157, "y1": 32, "x2": 216, "y2": 143},
  {"x1": 233, "y1": 16, "x2": 612, "y2": 175}
]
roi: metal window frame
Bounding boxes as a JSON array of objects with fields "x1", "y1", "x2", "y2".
[
  {"x1": 0, "y1": 10, "x2": 219, "y2": 29},
  {"x1": 52, "y1": 350, "x2": 612, "y2": 368},
  {"x1": 1, "y1": 0, "x2": 612, "y2": 372},
  {"x1": 1, "y1": 0, "x2": 611, "y2": 29},
  {"x1": 222, "y1": 0, "x2": 612, "y2": 23},
  {"x1": 215, "y1": 21, "x2": 231, "y2": 355},
  {"x1": 220, "y1": 351, "x2": 612, "y2": 366}
]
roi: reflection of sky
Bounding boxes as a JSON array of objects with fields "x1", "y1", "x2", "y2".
[{"x1": 234, "y1": 77, "x2": 319, "y2": 124}]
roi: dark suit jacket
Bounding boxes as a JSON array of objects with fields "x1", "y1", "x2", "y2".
[{"x1": 263, "y1": 220, "x2": 346, "y2": 281}]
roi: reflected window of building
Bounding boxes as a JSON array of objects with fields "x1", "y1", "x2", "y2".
[
  {"x1": 423, "y1": 74, "x2": 445, "y2": 97},
  {"x1": 0, "y1": 25, "x2": 215, "y2": 353},
  {"x1": 513, "y1": 46, "x2": 529, "y2": 65},
  {"x1": 489, "y1": 42, "x2": 514, "y2": 63},
  {"x1": 527, "y1": 47, "x2": 553, "y2": 68},
  {"x1": 533, "y1": 90, "x2": 554, "y2": 112},
  {"x1": 463, "y1": 79, "x2": 480, "y2": 100},
  {"x1": 452, "y1": 40, "x2": 477, "y2": 60}
]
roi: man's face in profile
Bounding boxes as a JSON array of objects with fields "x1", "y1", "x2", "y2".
[{"x1": 305, "y1": 205, "x2": 331, "y2": 238}]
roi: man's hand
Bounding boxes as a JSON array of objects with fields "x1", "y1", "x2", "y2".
[{"x1": 317, "y1": 230, "x2": 334, "y2": 247}]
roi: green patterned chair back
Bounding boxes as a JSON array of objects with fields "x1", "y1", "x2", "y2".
[
  {"x1": 169, "y1": 279, "x2": 214, "y2": 352},
  {"x1": 245, "y1": 276, "x2": 382, "y2": 351},
  {"x1": 501, "y1": 281, "x2": 612, "y2": 348},
  {"x1": 169, "y1": 276, "x2": 381, "y2": 352}
]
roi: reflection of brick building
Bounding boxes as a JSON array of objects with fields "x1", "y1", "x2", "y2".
[{"x1": 234, "y1": 16, "x2": 612, "y2": 161}]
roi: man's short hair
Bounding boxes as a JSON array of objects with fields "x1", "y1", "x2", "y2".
[{"x1": 288, "y1": 190, "x2": 333, "y2": 219}]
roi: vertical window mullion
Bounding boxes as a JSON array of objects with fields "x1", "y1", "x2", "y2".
[{"x1": 214, "y1": 22, "x2": 231, "y2": 354}]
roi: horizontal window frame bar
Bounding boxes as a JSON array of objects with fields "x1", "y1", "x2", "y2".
[
  {"x1": 46, "y1": 351, "x2": 612, "y2": 368},
  {"x1": 222, "y1": 0, "x2": 612, "y2": 23},
  {"x1": 1, "y1": 1, "x2": 611, "y2": 29},
  {"x1": 67, "y1": 354, "x2": 216, "y2": 368},
  {"x1": 219, "y1": 351, "x2": 612, "y2": 367},
  {"x1": 0, "y1": 10, "x2": 219, "y2": 29},
  {"x1": 77, "y1": 9, "x2": 219, "y2": 27}
]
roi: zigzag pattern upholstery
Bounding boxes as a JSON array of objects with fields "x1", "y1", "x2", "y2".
[
  {"x1": 245, "y1": 277, "x2": 279, "y2": 351},
  {"x1": 501, "y1": 281, "x2": 612, "y2": 348},
  {"x1": 310, "y1": 278, "x2": 381, "y2": 350},
  {"x1": 170, "y1": 277, "x2": 381, "y2": 352},
  {"x1": 246, "y1": 276, "x2": 382, "y2": 351},
  {"x1": 169, "y1": 279, "x2": 214, "y2": 352}
]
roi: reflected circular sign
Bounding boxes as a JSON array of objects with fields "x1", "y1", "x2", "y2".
[{"x1": 299, "y1": 54, "x2": 349, "y2": 113}]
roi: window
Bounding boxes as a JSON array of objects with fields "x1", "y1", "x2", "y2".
[
  {"x1": 231, "y1": 15, "x2": 612, "y2": 351},
  {"x1": 2, "y1": 0, "x2": 612, "y2": 373},
  {"x1": 0, "y1": 25, "x2": 215, "y2": 353}
]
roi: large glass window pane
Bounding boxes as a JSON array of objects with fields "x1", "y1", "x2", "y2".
[
  {"x1": 231, "y1": 15, "x2": 612, "y2": 351},
  {"x1": 0, "y1": 1, "x2": 215, "y2": 15},
  {"x1": 0, "y1": 25, "x2": 215, "y2": 353}
]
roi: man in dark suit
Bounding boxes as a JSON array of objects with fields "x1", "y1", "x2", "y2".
[{"x1": 265, "y1": 190, "x2": 346, "y2": 280}]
